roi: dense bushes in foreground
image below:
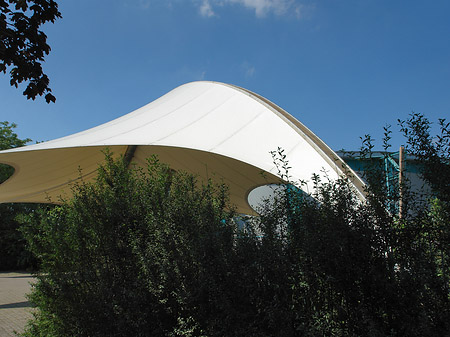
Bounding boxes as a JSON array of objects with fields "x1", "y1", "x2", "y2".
[
  {"x1": 21, "y1": 114, "x2": 450, "y2": 336},
  {"x1": 0, "y1": 121, "x2": 37, "y2": 271}
]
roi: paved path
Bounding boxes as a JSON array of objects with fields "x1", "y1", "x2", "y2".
[{"x1": 0, "y1": 272, "x2": 34, "y2": 337}]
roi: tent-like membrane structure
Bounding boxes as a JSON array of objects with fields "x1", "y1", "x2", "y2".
[{"x1": 0, "y1": 81, "x2": 365, "y2": 214}]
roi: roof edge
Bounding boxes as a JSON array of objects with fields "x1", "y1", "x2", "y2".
[{"x1": 215, "y1": 81, "x2": 366, "y2": 200}]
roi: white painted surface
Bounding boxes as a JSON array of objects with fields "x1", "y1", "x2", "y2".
[{"x1": 0, "y1": 81, "x2": 365, "y2": 214}]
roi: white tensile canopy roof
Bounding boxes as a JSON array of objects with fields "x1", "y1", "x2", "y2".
[{"x1": 0, "y1": 81, "x2": 365, "y2": 214}]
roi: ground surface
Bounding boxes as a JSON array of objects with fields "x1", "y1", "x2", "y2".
[{"x1": 0, "y1": 272, "x2": 34, "y2": 337}]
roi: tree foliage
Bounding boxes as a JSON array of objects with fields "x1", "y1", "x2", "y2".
[
  {"x1": 0, "y1": 0, "x2": 61, "y2": 103},
  {"x1": 0, "y1": 120, "x2": 30, "y2": 181},
  {"x1": 399, "y1": 113, "x2": 450, "y2": 203},
  {"x1": 21, "y1": 113, "x2": 450, "y2": 336},
  {"x1": 22, "y1": 154, "x2": 238, "y2": 336},
  {"x1": 251, "y1": 149, "x2": 450, "y2": 336},
  {"x1": 0, "y1": 121, "x2": 36, "y2": 270}
]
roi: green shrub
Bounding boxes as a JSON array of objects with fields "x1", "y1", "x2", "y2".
[
  {"x1": 21, "y1": 113, "x2": 450, "y2": 336},
  {"x1": 22, "y1": 153, "x2": 237, "y2": 336},
  {"x1": 0, "y1": 121, "x2": 37, "y2": 271}
]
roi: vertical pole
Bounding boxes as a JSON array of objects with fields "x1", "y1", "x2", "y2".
[
  {"x1": 398, "y1": 145, "x2": 404, "y2": 218},
  {"x1": 124, "y1": 145, "x2": 138, "y2": 168}
]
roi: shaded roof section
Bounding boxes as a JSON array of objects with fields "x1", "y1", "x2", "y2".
[{"x1": 0, "y1": 81, "x2": 365, "y2": 214}]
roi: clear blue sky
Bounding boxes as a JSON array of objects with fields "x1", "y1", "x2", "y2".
[{"x1": 1, "y1": 0, "x2": 449, "y2": 151}]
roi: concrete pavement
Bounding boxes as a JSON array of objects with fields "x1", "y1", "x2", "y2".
[{"x1": 0, "y1": 272, "x2": 34, "y2": 337}]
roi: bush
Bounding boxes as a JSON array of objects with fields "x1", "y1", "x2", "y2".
[
  {"x1": 22, "y1": 153, "x2": 238, "y2": 336},
  {"x1": 21, "y1": 113, "x2": 450, "y2": 336},
  {"x1": 252, "y1": 156, "x2": 450, "y2": 336},
  {"x1": 0, "y1": 203, "x2": 38, "y2": 271},
  {"x1": 0, "y1": 121, "x2": 37, "y2": 271}
]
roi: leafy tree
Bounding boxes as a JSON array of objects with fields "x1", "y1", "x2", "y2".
[
  {"x1": 399, "y1": 112, "x2": 450, "y2": 303},
  {"x1": 21, "y1": 154, "x2": 235, "y2": 336},
  {"x1": 0, "y1": 120, "x2": 30, "y2": 181},
  {"x1": 253, "y1": 148, "x2": 450, "y2": 336},
  {"x1": 0, "y1": 0, "x2": 61, "y2": 103},
  {"x1": 399, "y1": 113, "x2": 450, "y2": 203},
  {"x1": 0, "y1": 121, "x2": 36, "y2": 270},
  {"x1": 21, "y1": 153, "x2": 307, "y2": 336}
]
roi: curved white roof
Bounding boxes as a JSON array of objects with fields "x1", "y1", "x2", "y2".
[{"x1": 0, "y1": 81, "x2": 365, "y2": 214}]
